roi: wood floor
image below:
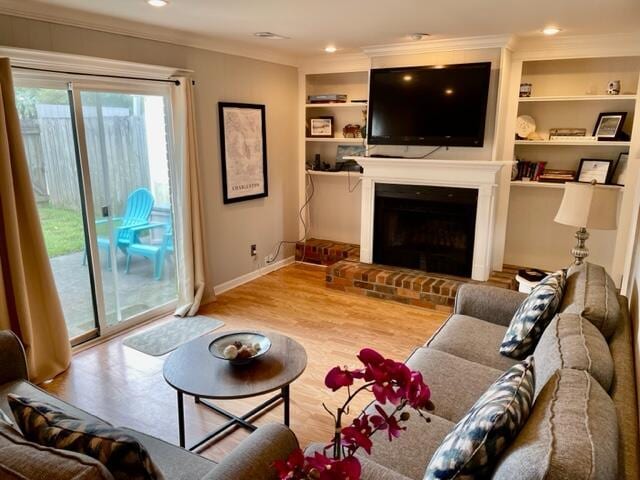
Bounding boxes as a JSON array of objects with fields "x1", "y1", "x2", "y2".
[{"x1": 42, "y1": 263, "x2": 448, "y2": 462}]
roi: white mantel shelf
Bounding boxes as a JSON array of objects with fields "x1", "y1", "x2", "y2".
[{"x1": 348, "y1": 156, "x2": 513, "y2": 281}]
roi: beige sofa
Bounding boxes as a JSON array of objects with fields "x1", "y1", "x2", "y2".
[{"x1": 321, "y1": 262, "x2": 639, "y2": 479}]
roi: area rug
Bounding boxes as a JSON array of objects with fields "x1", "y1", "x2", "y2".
[{"x1": 123, "y1": 315, "x2": 224, "y2": 356}]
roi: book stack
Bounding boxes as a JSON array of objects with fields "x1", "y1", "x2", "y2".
[
  {"x1": 308, "y1": 94, "x2": 348, "y2": 104},
  {"x1": 516, "y1": 161, "x2": 547, "y2": 181},
  {"x1": 538, "y1": 169, "x2": 576, "y2": 183}
]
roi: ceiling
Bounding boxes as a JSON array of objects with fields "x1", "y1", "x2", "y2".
[{"x1": 2, "y1": 0, "x2": 640, "y2": 61}]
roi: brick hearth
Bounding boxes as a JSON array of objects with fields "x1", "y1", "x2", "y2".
[
  {"x1": 326, "y1": 260, "x2": 465, "y2": 312},
  {"x1": 295, "y1": 238, "x2": 360, "y2": 266},
  {"x1": 298, "y1": 238, "x2": 519, "y2": 312}
]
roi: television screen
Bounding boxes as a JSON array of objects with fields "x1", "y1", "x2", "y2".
[{"x1": 367, "y1": 62, "x2": 491, "y2": 147}]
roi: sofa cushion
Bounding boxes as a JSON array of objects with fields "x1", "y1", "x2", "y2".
[
  {"x1": 534, "y1": 313, "x2": 614, "y2": 395},
  {"x1": 493, "y1": 369, "x2": 618, "y2": 480},
  {"x1": 8, "y1": 394, "x2": 164, "y2": 480},
  {"x1": 500, "y1": 270, "x2": 566, "y2": 359},
  {"x1": 405, "y1": 348, "x2": 502, "y2": 422},
  {"x1": 0, "y1": 422, "x2": 114, "y2": 479},
  {"x1": 427, "y1": 314, "x2": 516, "y2": 371},
  {"x1": 424, "y1": 356, "x2": 535, "y2": 479},
  {"x1": 361, "y1": 406, "x2": 454, "y2": 480},
  {"x1": 560, "y1": 262, "x2": 621, "y2": 339}
]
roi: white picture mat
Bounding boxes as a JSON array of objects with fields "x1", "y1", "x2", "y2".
[{"x1": 578, "y1": 160, "x2": 610, "y2": 183}]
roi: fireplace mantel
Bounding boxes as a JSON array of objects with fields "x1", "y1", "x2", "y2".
[{"x1": 347, "y1": 156, "x2": 512, "y2": 281}]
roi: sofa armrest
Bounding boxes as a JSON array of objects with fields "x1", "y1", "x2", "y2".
[
  {"x1": 0, "y1": 331, "x2": 28, "y2": 384},
  {"x1": 454, "y1": 284, "x2": 527, "y2": 327},
  {"x1": 204, "y1": 423, "x2": 299, "y2": 480},
  {"x1": 305, "y1": 443, "x2": 412, "y2": 480}
]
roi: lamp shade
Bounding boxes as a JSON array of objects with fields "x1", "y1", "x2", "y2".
[{"x1": 554, "y1": 182, "x2": 619, "y2": 230}]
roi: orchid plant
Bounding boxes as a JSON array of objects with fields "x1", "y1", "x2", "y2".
[{"x1": 274, "y1": 348, "x2": 433, "y2": 480}]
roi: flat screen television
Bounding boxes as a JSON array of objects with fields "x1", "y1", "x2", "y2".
[{"x1": 367, "y1": 62, "x2": 491, "y2": 147}]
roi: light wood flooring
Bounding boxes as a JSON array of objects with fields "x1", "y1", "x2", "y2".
[{"x1": 42, "y1": 263, "x2": 448, "y2": 462}]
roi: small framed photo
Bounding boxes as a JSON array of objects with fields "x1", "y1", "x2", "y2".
[
  {"x1": 309, "y1": 116, "x2": 334, "y2": 137},
  {"x1": 593, "y1": 112, "x2": 626, "y2": 139},
  {"x1": 576, "y1": 158, "x2": 613, "y2": 184},
  {"x1": 610, "y1": 152, "x2": 629, "y2": 185}
]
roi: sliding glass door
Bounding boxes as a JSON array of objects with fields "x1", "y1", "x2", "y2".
[{"x1": 14, "y1": 76, "x2": 178, "y2": 343}]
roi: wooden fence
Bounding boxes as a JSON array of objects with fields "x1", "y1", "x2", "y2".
[{"x1": 21, "y1": 112, "x2": 151, "y2": 214}]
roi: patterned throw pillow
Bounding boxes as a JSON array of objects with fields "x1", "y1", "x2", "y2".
[
  {"x1": 424, "y1": 356, "x2": 535, "y2": 479},
  {"x1": 8, "y1": 394, "x2": 164, "y2": 480},
  {"x1": 500, "y1": 270, "x2": 566, "y2": 359}
]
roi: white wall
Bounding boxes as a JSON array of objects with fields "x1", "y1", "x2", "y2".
[{"x1": 0, "y1": 14, "x2": 299, "y2": 296}]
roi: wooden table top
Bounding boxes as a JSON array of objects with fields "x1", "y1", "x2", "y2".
[{"x1": 163, "y1": 331, "x2": 307, "y2": 399}]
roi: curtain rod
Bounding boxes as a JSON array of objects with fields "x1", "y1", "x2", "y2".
[{"x1": 11, "y1": 65, "x2": 195, "y2": 86}]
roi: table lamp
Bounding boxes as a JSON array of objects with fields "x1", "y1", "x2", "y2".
[{"x1": 554, "y1": 181, "x2": 619, "y2": 265}]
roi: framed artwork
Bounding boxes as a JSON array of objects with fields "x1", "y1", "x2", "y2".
[
  {"x1": 593, "y1": 112, "x2": 626, "y2": 139},
  {"x1": 610, "y1": 152, "x2": 629, "y2": 185},
  {"x1": 576, "y1": 158, "x2": 613, "y2": 184},
  {"x1": 309, "y1": 116, "x2": 334, "y2": 137},
  {"x1": 218, "y1": 102, "x2": 268, "y2": 204}
]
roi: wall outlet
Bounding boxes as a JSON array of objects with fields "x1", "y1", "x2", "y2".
[
  {"x1": 265, "y1": 254, "x2": 274, "y2": 264},
  {"x1": 250, "y1": 244, "x2": 257, "y2": 257}
]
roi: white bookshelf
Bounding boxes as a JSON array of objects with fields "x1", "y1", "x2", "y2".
[
  {"x1": 510, "y1": 180, "x2": 625, "y2": 191},
  {"x1": 518, "y1": 94, "x2": 637, "y2": 103},
  {"x1": 514, "y1": 140, "x2": 631, "y2": 147},
  {"x1": 305, "y1": 102, "x2": 368, "y2": 109},
  {"x1": 305, "y1": 137, "x2": 365, "y2": 144}
]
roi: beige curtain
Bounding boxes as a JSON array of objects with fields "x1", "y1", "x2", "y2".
[
  {"x1": 171, "y1": 77, "x2": 208, "y2": 316},
  {"x1": 0, "y1": 58, "x2": 71, "y2": 383}
]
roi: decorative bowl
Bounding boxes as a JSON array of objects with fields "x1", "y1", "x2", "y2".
[{"x1": 208, "y1": 332, "x2": 271, "y2": 365}]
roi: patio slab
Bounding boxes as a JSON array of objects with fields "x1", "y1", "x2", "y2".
[{"x1": 50, "y1": 250, "x2": 177, "y2": 338}]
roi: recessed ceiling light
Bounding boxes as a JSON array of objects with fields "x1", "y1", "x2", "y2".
[
  {"x1": 542, "y1": 26, "x2": 561, "y2": 35},
  {"x1": 146, "y1": 0, "x2": 168, "y2": 7},
  {"x1": 445, "y1": 88, "x2": 454, "y2": 95},
  {"x1": 324, "y1": 46, "x2": 337, "y2": 53},
  {"x1": 253, "y1": 32, "x2": 290, "y2": 40},
  {"x1": 403, "y1": 74, "x2": 413, "y2": 82},
  {"x1": 409, "y1": 33, "x2": 430, "y2": 41}
]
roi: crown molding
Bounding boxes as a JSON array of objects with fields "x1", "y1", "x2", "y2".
[
  {"x1": 298, "y1": 52, "x2": 371, "y2": 74},
  {"x1": 362, "y1": 34, "x2": 515, "y2": 57},
  {"x1": 0, "y1": 0, "x2": 299, "y2": 67},
  {"x1": 0, "y1": 45, "x2": 190, "y2": 79},
  {"x1": 511, "y1": 32, "x2": 640, "y2": 61}
]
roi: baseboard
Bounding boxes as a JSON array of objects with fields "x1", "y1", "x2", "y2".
[{"x1": 213, "y1": 256, "x2": 295, "y2": 295}]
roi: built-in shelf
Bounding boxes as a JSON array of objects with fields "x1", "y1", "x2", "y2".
[
  {"x1": 518, "y1": 94, "x2": 637, "y2": 103},
  {"x1": 514, "y1": 140, "x2": 631, "y2": 147},
  {"x1": 305, "y1": 137, "x2": 365, "y2": 144},
  {"x1": 305, "y1": 102, "x2": 368, "y2": 108},
  {"x1": 511, "y1": 180, "x2": 625, "y2": 192},
  {"x1": 305, "y1": 170, "x2": 362, "y2": 177}
]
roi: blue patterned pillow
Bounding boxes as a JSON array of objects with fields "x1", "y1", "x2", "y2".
[
  {"x1": 424, "y1": 357, "x2": 535, "y2": 479},
  {"x1": 8, "y1": 394, "x2": 164, "y2": 480},
  {"x1": 500, "y1": 270, "x2": 566, "y2": 359}
]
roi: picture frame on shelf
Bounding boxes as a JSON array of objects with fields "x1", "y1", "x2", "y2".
[
  {"x1": 610, "y1": 152, "x2": 629, "y2": 186},
  {"x1": 218, "y1": 102, "x2": 268, "y2": 204},
  {"x1": 593, "y1": 112, "x2": 626, "y2": 140},
  {"x1": 309, "y1": 116, "x2": 334, "y2": 137},
  {"x1": 576, "y1": 158, "x2": 613, "y2": 184}
]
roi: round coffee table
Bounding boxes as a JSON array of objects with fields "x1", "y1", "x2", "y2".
[{"x1": 163, "y1": 330, "x2": 307, "y2": 451}]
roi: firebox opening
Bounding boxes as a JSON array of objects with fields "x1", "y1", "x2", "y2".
[{"x1": 373, "y1": 183, "x2": 478, "y2": 278}]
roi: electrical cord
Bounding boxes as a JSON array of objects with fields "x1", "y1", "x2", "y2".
[{"x1": 266, "y1": 172, "x2": 315, "y2": 264}]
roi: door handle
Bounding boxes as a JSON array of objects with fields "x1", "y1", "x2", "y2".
[{"x1": 101, "y1": 206, "x2": 110, "y2": 218}]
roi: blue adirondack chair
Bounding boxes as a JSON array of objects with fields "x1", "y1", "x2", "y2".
[
  {"x1": 125, "y1": 221, "x2": 174, "y2": 280},
  {"x1": 87, "y1": 188, "x2": 155, "y2": 268}
]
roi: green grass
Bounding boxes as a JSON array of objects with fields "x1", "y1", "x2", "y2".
[{"x1": 38, "y1": 205, "x2": 85, "y2": 257}]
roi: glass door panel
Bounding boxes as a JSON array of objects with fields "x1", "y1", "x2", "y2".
[
  {"x1": 77, "y1": 89, "x2": 177, "y2": 329},
  {"x1": 14, "y1": 85, "x2": 98, "y2": 340}
]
